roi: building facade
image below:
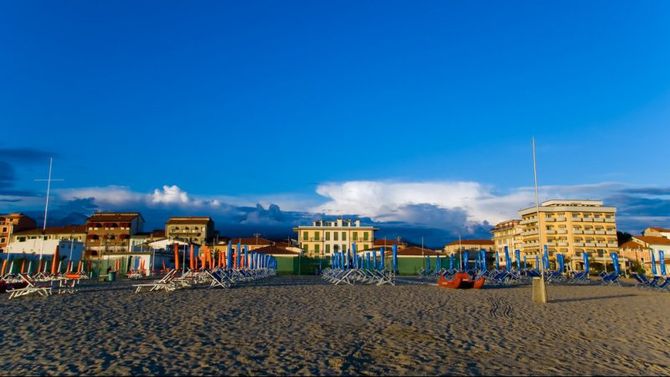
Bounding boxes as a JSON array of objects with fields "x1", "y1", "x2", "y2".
[
  {"x1": 642, "y1": 227, "x2": 670, "y2": 240},
  {"x1": 0, "y1": 213, "x2": 37, "y2": 253},
  {"x1": 443, "y1": 239, "x2": 495, "y2": 255},
  {"x1": 518, "y1": 200, "x2": 618, "y2": 270},
  {"x1": 165, "y1": 217, "x2": 214, "y2": 245},
  {"x1": 12, "y1": 225, "x2": 87, "y2": 244},
  {"x1": 293, "y1": 219, "x2": 377, "y2": 258},
  {"x1": 619, "y1": 236, "x2": 670, "y2": 274},
  {"x1": 85, "y1": 212, "x2": 144, "y2": 257}
]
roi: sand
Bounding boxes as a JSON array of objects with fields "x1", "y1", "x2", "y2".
[{"x1": 0, "y1": 276, "x2": 668, "y2": 376}]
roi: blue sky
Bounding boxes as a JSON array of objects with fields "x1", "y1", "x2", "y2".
[{"x1": 1, "y1": 1, "x2": 670, "y2": 245}]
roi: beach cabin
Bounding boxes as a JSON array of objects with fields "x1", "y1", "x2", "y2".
[{"x1": 3, "y1": 238, "x2": 84, "y2": 274}]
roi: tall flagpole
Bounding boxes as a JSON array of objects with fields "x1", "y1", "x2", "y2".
[{"x1": 532, "y1": 137, "x2": 548, "y2": 303}]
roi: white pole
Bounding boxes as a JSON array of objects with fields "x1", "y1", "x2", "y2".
[{"x1": 532, "y1": 137, "x2": 548, "y2": 303}]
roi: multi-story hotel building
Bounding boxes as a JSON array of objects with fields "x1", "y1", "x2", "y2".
[
  {"x1": 443, "y1": 239, "x2": 495, "y2": 255},
  {"x1": 0, "y1": 213, "x2": 37, "y2": 253},
  {"x1": 165, "y1": 216, "x2": 214, "y2": 245},
  {"x1": 85, "y1": 212, "x2": 144, "y2": 256},
  {"x1": 518, "y1": 200, "x2": 618, "y2": 269},
  {"x1": 12, "y1": 225, "x2": 87, "y2": 243},
  {"x1": 293, "y1": 219, "x2": 377, "y2": 258},
  {"x1": 491, "y1": 219, "x2": 524, "y2": 267}
]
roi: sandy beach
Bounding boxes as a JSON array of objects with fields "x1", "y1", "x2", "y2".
[{"x1": 0, "y1": 276, "x2": 668, "y2": 376}]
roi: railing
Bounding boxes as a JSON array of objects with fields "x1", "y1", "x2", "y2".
[
  {"x1": 583, "y1": 218, "x2": 594, "y2": 222},
  {"x1": 571, "y1": 217, "x2": 581, "y2": 222},
  {"x1": 573, "y1": 230, "x2": 584, "y2": 234},
  {"x1": 557, "y1": 229, "x2": 567, "y2": 234},
  {"x1": 558, "y1": 242, "x2": 569, "y2": 246},
  {"x1": 546, "y1": 230, "x2": 556, "y2": 234},
  {"x1": 604, "y1": 218, "x2": 615, "y2": 223},
  {"x1": 574, "y1": 242, "x2": 584, "y2": 247},
  {"x1": 584, "y1": 242, "x2": 595, "y2": 247},
  {"x1": 556, "y1": 216, "x2": 566, "y2": 221},
  {"x1": 583, "y1": 230, "x2": 594, "y2": 235},
  {"x1": 596, "y1": 243, "x2": 607, "y2": 247},
  {"x1": 606, "y1": 230, "x2": 616, "y2": 235},
  {"x1": 607, "y1": 243, "x2": 619, "y2": 248},
  {"x1": 595, "y1": 230, "x2": 605, "y2": 235}
]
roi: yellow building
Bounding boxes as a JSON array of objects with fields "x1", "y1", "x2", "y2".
[
  {"x1": 293, "y1": 219, "x2": 376, "y2": 258},
  {"x1": 518, "y1": 200, "x2": 618, "y2": 270},
  {"x1": 165, "y1": 217, "x2": 214, "y2": 245},
  {"x1": 491, "y1": 219, "x2": 523, "y2": 268},
  {"x1": 443, "y1": 239, "x2": 494, "y2": 255}
]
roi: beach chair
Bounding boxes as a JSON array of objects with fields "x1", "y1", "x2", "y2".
[
  {"x1": 205, "y1": 269, "x2": 233, "y2": 289},
  {"x1": 133, "y1": 269, "x2": 182, "y2": 293},
  {"x1": 631, "y1": 272, "x2": 660, "y2": 288},
  {"x1": 55, "y1": 272, "x2": 86, "y2": 294},
  {"x1": 7, "y1": 273, "x2": 53, "y2": 299},
  {"x1": 599, "y1": 271, "x2": 620, "y2": 286}
]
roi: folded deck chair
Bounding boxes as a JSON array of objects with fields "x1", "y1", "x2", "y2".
[
  {"x1": 205, "y1": 269, "x2": 232, "y2": 289},
  {"x1": 133, "y1": 269, "x2": 181, "y2": 293},
  {"x1": 8, "y1": 273, "x2": 53, "y2": 299}
]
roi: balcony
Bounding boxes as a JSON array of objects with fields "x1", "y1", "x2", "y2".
[
  {"x1": 571, "y1": 217, "x2": 581, "y2": 222},
  {"x1": 607, "y1": 243, "x2": 619, "y2": 248},
  {"x1": 545, "y1": 218, "x2": 556, "y2": 222},
  {"x1": 558, "y1": 242, "x2": 569, "y2": 246},
  {"x1": 595, "y1": 230, "x2": 605, "y2": 235},
  {"x1": 596, "y1": 243, "x2": 607, "y2": 247},
  {"x1": 584, "y1": 242, "x2": 595, "y2": 247},
  {"x1": 583, "y1": 218, "x2": 594, "y2": 222},
  {"x1": 604, "y1": 218, "x2": 615, "y2": 223},
  {"x1": 574, "y1": 242, "x2": 584, "y2": 247},
  {"x1": 556, "y1": 216, "x2": 566, "y2": 221},
  {"x1": 522, "y1": 231, "x2": 538, "y2": 236},
  {"x1": 520, "y1": 219, "x2": 535, "y2": 225},
  {"x1": 583, "y1": 230, "x2": 594, "y2": 235},
  {"x1": 606, "y1": 230, "x2": 616, "y2": 235},
  {"x1": 546, "y1": 230, "x2": 556, "y2": 234},
  {"x1": 557, "y1": 229, "x2": 567, "y2": 234},
  {"x1": 572, "y1": 229, "x2": 583, "y2": 234}
]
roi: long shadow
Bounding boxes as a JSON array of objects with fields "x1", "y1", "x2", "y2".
[{"x1": 550, "y1": 293, "x2": 638, "y2": 303}]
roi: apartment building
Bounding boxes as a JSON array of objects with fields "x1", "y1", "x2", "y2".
[
  {"x1": 642, "y1": 227, "x2": 670, "y2": 239},
  {"x1": 85, "y1": 212, "x2": 144, "y2": 256},
  {"x1": 293, "y1": 219, "x2": 377, "y2": 258},
  {"x1": 165, "y1": 217, "x2": 214, "y2": 245},
  {"x1": 0, "y1": 213, "x2": 37, "y2": 253},
  {"x1": 12, "y1": 225, "x2": 87, "y2": 243},
  {"x1": 491, "y1": 220, "x2": 523, "y2": 252},
  {"x1": 518, "y1": 200, "x2": 618, "y2": 269},
  {"x1": 620, "y1": 236, "x2": 670, "y2": 274}
]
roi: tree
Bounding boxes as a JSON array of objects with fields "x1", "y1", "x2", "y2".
[{"x1": 617, "y1": 231, "x2": 633, "y2": 246}]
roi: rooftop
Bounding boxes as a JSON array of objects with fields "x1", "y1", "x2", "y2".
[
  {"x1": 13, "y1": 225, "x2": 87, "y2": 236},
  {"x1": 445, "y1": 239, "x2": 495, "y2": 246},
  {"x1": 166, "y1": 217, "x2": 213, "y2": 225},
  {"x1": 632, "y1": 236, "x2": 670, "y2": 246}
]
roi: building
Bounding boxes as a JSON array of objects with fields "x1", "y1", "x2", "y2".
[
  {"x1": 443, "y1": 239, "x2": 495, "y2": 255},
  {"x1": 12, "y1": 225, "x2": 87, "y2": 244},
  {"x1": 85, "y1": 212, "x2": 144, "y2": 257},
  {"x1": 619, "y1": 236, "x2": 670, "y2": 274},
  {"x1": 6, "y1": 238, "x2": 84, "y2": 261},
  {"x1": 518, "y1": 200, "x2": 618, "y2": 270},
  {"x1": 293, "y1": 219, "x2": 377, "y2": 258},
  {"x1": 369, "y1": 238, "x2": 408, "y2": 252},
  {"x1": 492, "y1": 219, "x2": 523, "y2": 252},
  {"x1": 0, "y1": 213, "x2": 37, "y2": 253},
  {"x1": 165, "y1": 216, "x2": 214, "y2": 245},
  {"x1": 642, "y1": 227, "x2": 670, "y2": 240}
]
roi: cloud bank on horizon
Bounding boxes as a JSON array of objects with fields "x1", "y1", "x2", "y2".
[{"x1": 0, "y1": 179, "x2": 665, "y2": 247}]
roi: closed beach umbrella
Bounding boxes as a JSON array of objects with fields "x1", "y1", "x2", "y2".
[
  {"x1": 436, "y1": 255, "x2": 441, "y2": 272},
  {"x1": 504, "y1": 246, "x2": 510, "y2": 272},
  {"x1": 583, "y1": 252, "x2": 590, "y2": 274},
  {"x1": 515, "y1": 250, "x2": 521, "y2": 271},
  {"x1": 0, "y1": 258, "x2": 6, "y2": 276},
  {"x1": 610, "y1": 252, "x2": 621, "y2": 275},
  {"x1": 495, "y1": 251, "x2": 500, "y2": 270},
  {"x1": 372, "y1": 250, "x2": 378, "y2": 269},
  {"x1": 380, "y1": 248, "x2": 385, "y2": 270},
  {"x1": 189, "y1": 244, "x2": 195, "y2": 271},
  {"x1": 51, "y1": 245, "x2": 60, "y2": 275},
  {"x1": 523, "y1": 255, "x2": 527, "y2": 269},
  {"x1": 352, "y1": 243, "x2": 357, "y2": 268},
  {"x1": 365, "y1": 252, "x2": 371, "y2": 270},
  {"x1": 480, "y1": 249, "x2": 487, "y2": 272},
  {"x1": 650, "y1": 249, "x2": 658, "y2": 276},
  {"x1": 227, "y1": 241, "x2": 233, "y2": 270},
  {"x1": 463, "y1": 251, "x2": 469, "y2": 271},
  {"x1": 659, "y1": 250, "x2": 666, "y2": 276},
  {"x1": 449, "y1": 253, "x2": 454, "y2": 270},
  {"x1": 392, "y1": 244, "x2": 398, "y2": 273},
  {"x1": 236, "y1": 242, "x2": 242, "y2": 268},
  {"x1": 244, "y1": 245, "x2": 249, "y2": 269},
  {"x1": 557, "y1": 254, "x2": 565, "y2": 273},
  {"x1": 543, "y1": 245, "x2": 550, "y2": 270},
  {"x1": 173, "y1": 243, "x2": 180, "y2": 271},
  {"x1": 535, "y1": 255, "x2": 540, "y2": 270}
]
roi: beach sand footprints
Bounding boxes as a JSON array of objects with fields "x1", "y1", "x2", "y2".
[{"x1": 488, "y1": 296, "x2": 514, "y2": 319}]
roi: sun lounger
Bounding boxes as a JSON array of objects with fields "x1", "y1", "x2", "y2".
[
  {"x1": 7, "y1": 273, "x2": 53, "y2": 299},
  {"x1": 133, "y1": 269, "x2": 183, "y2": 293}
]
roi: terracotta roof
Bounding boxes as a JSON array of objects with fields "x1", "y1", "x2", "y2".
[
  {"x1": 620, "y1": 240, "x2": 646, "y2": 250},
  {"x1": 395, "y1": 246, "x2": 442, "y2": 256},
  {"x1": 373, "y1": 239, "x2": 405, "y2": 246},
  {"x1": 13, "y1": 225, "x2": 87, "y2": 236},
  {"x1": 87, "y1": 212, "x2": 141, "y2": 222},
  {"x1": 228, "y1": 237, "x2": 274, "y2": 246},
  {"x1": 253, "y1": 245, "x2": 300, "y2": 255},
  {"x1": 632, "y1": 236, "x2": 670, "y2": 246},
  {"x1": 647, "y1": 227, "x2": 670, "y2": 233},
  {"x1": 445, "y1": 239, "x2": 494, "y2": 246},
  {"x1": 166, "y1": 217, "x2": 212, "y2": 225}
]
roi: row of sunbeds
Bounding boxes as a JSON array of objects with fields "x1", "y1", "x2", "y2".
[
  {"x1": 2, "y1": 271, "x2": 88, "y2": 299},
  {"x1": 321, "y1": 267, "x2": 395, "y2": 286},
  {"x1": 132, "y1": 267, "x2": 277, "y2": 293}
]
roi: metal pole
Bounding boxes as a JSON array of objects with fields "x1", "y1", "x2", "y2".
[{"x1": 532, "y1": 137, "x2": 548, "y2": 303}]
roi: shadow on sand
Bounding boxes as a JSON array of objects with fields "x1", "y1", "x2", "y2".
[{"x1": 550, "y1": 293, "x2": 638, "y2": 304}]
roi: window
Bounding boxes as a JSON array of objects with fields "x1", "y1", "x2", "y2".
[
  {"x1": 353, "y1": 232, "x2": 358, "y2": 241},
  {"x1": 342, "y1": 232, "x2": 346, "y2": 240},
  {"x1": 314, "y1": 232, "x2": 320, "y2": 241},
  {"x1": 334, "y1": 232, "x2": 339, "y2": 241},
  {"x1": 334, "y1": 245, "x2": 340, "y2": 252},
  {"x1": 315, "y1": 244, "x2": 320, "y2": 254},
  {"x1": 364, "y1": 232, "x2": 369, "y2": 241},
  {"x1": 326, "y1": 244, "x2": 331, "y2": 253},
  {"x1": 303, "y1": 244, "x2": 309, "y2": 253},
  {"x1": 303, "y1": 232, "x2": 308, "y2": 241},
  {"x1": 325, "y1": 232, "x2": 330, "y2": 241}
]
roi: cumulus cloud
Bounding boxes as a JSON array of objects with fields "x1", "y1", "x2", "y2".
[
  {"x1": 59, "y1": 185, "x2": 144, "y2": 205},
  {"x1": 151, "y1": 185, "x2": 190, "y2": 205}
]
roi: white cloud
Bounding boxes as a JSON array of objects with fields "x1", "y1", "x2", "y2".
[
  {"x1": 312, "y1": 180, "x2": 625, "y2": 225},
  {"x1": 151, "y1": 185, "x2": 190, "y2": 205},
  {"x1": 58, "y1": 185, "x2": 143, "y2": 205}
]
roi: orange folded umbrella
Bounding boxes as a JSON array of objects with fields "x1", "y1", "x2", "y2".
[
  {"x1": 51, "y1": 245, "x2": 60, "y2": 275},
  {"x1": 173, "y1": 243, "x2": 180, "y2": 270}
]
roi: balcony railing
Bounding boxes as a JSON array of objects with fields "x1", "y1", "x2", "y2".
[
  {"x1": 596, "y1": 243, "x2": 607, "y2": 247},
  {"x1": 573, "y1": 230, "x2": 584, "y2": 234},
  {"x1": 546, "y1": 230, "x2": 556, "y2": 234},
  {"x1": 558, "y1": 242, "x2": 569, "y2": 246},
  {"x1": 583, "y1": 218, "x2": 594, "y2": 222},
  {"x1": 574, "y1": 242, "x2": 584, "y2": 247},
  {"x1": 606, "y1": 230, "x2": 616, "y2": 235},
  {"x1": 557, "y1": 229, "x2": 567, "y2": 234},
  {"x1": 607, "y1": 243, "x2": 619, "y2": 248},
  {"x1": 545, "y1": 218, "x2": 556, "y2": 222},
  {"x1": 584, "y1": 230, "x2": 594, "y2": 235},
  {"x1": 595, "y1": 230, "x2": 605, "y2": 235},
  {"x1": 604, "y1": 218, "x2": 615, "y2": 223},
  {"x1": 571, "y1": 217, "x2": 581, "y2": 222},
  {"x1": 584, "y1": 242, "x2": 595, "y2": 247},
  {"x1": 556, "y1": 216, "x2": 566, "y2": 221}
]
